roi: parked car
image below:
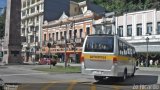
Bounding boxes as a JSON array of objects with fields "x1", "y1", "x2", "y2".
[
  {"x1": 0, "y1": 78, "x2": 5, "y2": 90},
  {"x1": 38, "y1": 58, "x2": 57, "y2": 66}
]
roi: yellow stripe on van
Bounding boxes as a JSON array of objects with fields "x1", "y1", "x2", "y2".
[{"x1": 83, "y1": 54, "x2": 130, "y2": 61}]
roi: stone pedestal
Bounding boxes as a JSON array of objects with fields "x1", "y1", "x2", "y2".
[{"x1": 2, "y1": 0, "x2": 22, "y2": 64}]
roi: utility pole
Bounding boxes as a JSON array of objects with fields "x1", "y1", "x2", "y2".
[
  {"x1": 34, "y1": 25, "x2": 36, "y2": 65},
  {"x1": 47, "y1": 42, "x2": 51, "y2": 69},
  {"x1": 146, "y1": 37, "x2": 149, "y2": 67},
  {"x1": 64, "y1": 24, "x2": 67, "y2": 68},
  {"x1": 73, "y1": 20, "x2": 76, "y2": 63},
  {"x1": 31, "y1": 22, "x2": 36, "y2": 64}
]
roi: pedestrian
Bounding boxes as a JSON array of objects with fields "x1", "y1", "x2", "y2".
[
  {"x1": 155, "y1": 60, "x2": 158, "y2": 66},
  {"x1": 149, "y1": 59, "x2": 153, "y2": 66},
  {"x1": 140, "y1": 61, "x2": 143, "y2": 66}
]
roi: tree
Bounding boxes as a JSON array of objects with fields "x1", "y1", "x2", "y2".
[
  {"x1": 143, "y1": 0, "x2": 152, "y2": 10},
  {"x1": 0, "y1": 10, "x2": 5, "y2": 39},
  {"x1": 90, "y1": 0, "x2": 160, "y2": 15}
]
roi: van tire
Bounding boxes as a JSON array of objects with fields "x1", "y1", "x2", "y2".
[
  {"x1": 131, "y1": 66, "x2": 136, "y2": 77},
  {"x1": 120, "y1": 69, "x2": 127, "y2": 81},
  {"x1": 94, "y1": 76, "x2": 105, "y2": 81}
]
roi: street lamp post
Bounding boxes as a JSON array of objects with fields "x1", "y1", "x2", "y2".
[
  {"x1": 47, "y1": 42, "x2": 51, "y2": 69},
  {"x1": 73, "y1": 21, "x2": 76, "y2": 63},
  {"x1": 64, "y1": 24, "x2": 67, "y2": 68},
  {"x1": 69, "y1": 22, "x2": 76, "y2": 63},
  {"x1": 146, "y1": 37, "x2": 149, "y2": 67},
  {"x1": 31, "y1": 22, "x2": 36, "y2": 64},
  {"x1": 34, "y1": 27, "x2": 36, "y2": 64}
]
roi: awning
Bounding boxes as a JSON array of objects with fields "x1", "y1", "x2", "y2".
[{"x1": 135, "y1": 45, "x2": 160, "y2": 53}]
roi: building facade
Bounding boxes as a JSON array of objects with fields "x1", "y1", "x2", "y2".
[
  {"x1": 93, "y1": 9, "x2": 160, "y2": 62},
  {"x1": 115, "y1": 9, "x2": 160, "y2": 62},
  {"x1": 42, "y1": 1, "x2": 105, "y2": 63},
  {"x1": 21, "y1": 0, "x2": 70, "y2": 62},
  {"x1": 21, "y1": 0, "x2": 44, "y2": 62}
]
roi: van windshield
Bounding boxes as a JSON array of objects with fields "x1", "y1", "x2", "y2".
[{"x1": 84, "y1": 36, "x2": 114, "y2": 52}]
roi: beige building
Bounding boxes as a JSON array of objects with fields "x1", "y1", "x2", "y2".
[{"x1": 42, "y1": 1, "x2": 106, "y2": 63}]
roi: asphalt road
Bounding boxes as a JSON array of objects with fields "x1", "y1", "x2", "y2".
[{"x1": 0, "y1": 65, "x2": 160, "y2": 90}]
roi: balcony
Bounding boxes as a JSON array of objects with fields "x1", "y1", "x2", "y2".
[
  {"x1": 70, "y1": 39, "x2": 74, "y2": 43},
  {"x1": 69, "y1": 37, "x2": 84, "y2": 44},
  {"x1": 75, "y1": 38, "x2": 84, "y2": 43},
  {"x1": 56, "y1": 40, "x2": 65, "y2": 45},
  {"x1": 21, "y1": 36, "x2": 27, "y2": 42},
  {"x1": 28, "y1": 31, "x2": 34, "y2": 36}
]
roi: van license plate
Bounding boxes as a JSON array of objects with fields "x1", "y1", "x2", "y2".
[{"x1": 93, "y1": 71, "x2": 103, "y2": 75}]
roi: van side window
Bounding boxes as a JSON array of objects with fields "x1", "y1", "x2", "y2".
[{"x1": 118, "y1": 40, "x2": 124, "y2": 55}]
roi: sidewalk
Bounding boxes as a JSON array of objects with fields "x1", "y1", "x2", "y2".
[
  {"x1": 137, "y1": 66, "x2": 160, "y2": 71},
  {"x1": 57, "y1": 63, "x2": 81, "y2": 67},
  {"x1": 22, "y1": 61, "x2": 81, "y2": 66}
]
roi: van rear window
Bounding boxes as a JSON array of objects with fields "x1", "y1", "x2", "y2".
[{"x1": 84, "y1": 36, "x2": 114, "y2": 52}]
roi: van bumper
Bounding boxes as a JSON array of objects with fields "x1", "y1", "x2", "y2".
[{"x1": 81, "y1": 65, "x2": 121, "y2": 77}]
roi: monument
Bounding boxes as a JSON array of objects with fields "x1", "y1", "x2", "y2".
[{"x1": 2, "y1": 0, "x2": 22, "y2": 64}]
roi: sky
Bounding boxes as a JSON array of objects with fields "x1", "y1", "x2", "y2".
[
  {"x1": 0, "y1": 0, "x2": 6, "y2": 15},
  {"x1": 0, "y1": 0, "x2": 6, "y2": 8}
]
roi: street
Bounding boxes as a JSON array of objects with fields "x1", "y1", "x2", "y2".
[{"x1": 0, "y1": 65, "x2": 160, "y2": 90}]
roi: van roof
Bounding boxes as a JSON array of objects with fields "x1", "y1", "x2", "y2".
[{"x1": 88, "y1": 34, "x2": 114, "y2": 36}]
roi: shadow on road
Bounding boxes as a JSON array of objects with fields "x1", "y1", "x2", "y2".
[{"x1": 94, "y1": 75, "x2": 158, "y2": 86}]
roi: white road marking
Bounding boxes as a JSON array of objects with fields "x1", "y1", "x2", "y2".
[
  {"x1": 0, "y1": 73, "x2": 48, "y2": 77},
  {"x1": 157, "y1": 75, "x2": 160, "y2": 84}
]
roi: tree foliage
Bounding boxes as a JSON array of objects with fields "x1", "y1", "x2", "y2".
[
  {"x1": 0, "y1": 12, "x2": 5, "y2": 39},
  {"x1": 90, "y1": 0, "x2": 160, "y2": 15}
]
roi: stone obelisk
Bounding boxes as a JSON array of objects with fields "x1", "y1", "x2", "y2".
[{"x1": 2, "y1": 0, "x2": 22, "y2": 64}]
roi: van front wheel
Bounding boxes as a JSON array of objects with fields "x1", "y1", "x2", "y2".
[
  {"x1": 131, "y1": 67, "x2": 136, "y2": 77},
  {"x1": 119, "y1": 69, "x2": 127, "y2": 81}
]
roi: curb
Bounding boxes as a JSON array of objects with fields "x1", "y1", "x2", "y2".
[{"x1": 137, "y1": 67, "x2": 160, "y2": 71}]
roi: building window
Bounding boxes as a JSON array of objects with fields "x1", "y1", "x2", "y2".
[
  {"x1": 31, "y1": 0, "x2": 35, "y2": 4},
  {"x1": 137, "y1": 24, "x2": 142, "y2": 36},
  {"x1": 35, "y1": 36, "x2": 38, "y2": 42},
  {"x1": 118, "y1": 26, "x2": 123, "y2": 37},
  {"x1": 127, "y1": 25, "x2": 132, "y2": 36},
  {"x1": 44, "y1": 34, "x2": 46, "y2": 41},
  {"x1": 23, "y1": 1, "x2": 26, "y2": 8},
  {"x1": 105, "y1": 26, "x2": 112, "y2": 34},
  {"x1": 56, "y1": 32, "x2": 58, "y2": 40},
  {"x1": 69, "y1": 30, "x2": 72, "y2": 39},
  {"x1": 41, "y1": 4, "x2": 44, "y2": 10},
  {"x1": 22, "y1": 28, "x2": 25, "y2": 35},
  {"x1": 60, "y1": 32, "x2": 63, "y2": 39},
  {"x1": 37, "y1": 5, "x2": 39, "y2": 11},
  {"x1": 35, "y1": 26, "x2": 39, "y2": 32},
  {"x1": 86, "y1": 27, "x2": 90, "y2": 35},
  {"x1": 27, "y1": 9, "x2": 29, "y2": 14},
  {"x1": 36, "y1": 16, "x2": 39, "y2": 22},
  {"x1": 52, "y1": 33, "x2": 55, "y2": 40},
  {"x1": 75, "y1": 7, "x2": 77, "y2": 12},
  {"x1": 80, "y1": 29, "x2": 83, "y2": 38},
  {"x1": 31, "y1": 7, "x2": 35, "y2": 13},
  {"x1": 147, "y1": 23, "x2": 152, "y2": 35},
  {"x1": 157, "y1": 22, "x2": 160, "y2": 34},
  {"x1": 22, "y1": 11, "x2": 26, "y2": 17},
  {"x1": 27, "y1": 0, "x2": 30, "y2": 6},
  {"x1": 49, "y1": 33, "x2": 51, "y2": 41},
  {"x1": 74, "y1": 30, "x2": 77, "y2": 38},
  {"x1": 64, "y1": 31, "x2": 66, "y2": 37}
]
